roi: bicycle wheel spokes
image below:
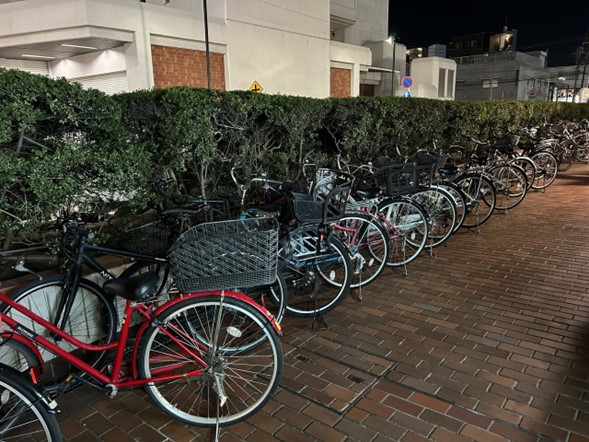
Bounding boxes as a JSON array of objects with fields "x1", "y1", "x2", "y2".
[
  {"x1": 491, "y1": 165, "x2": 527, "y2": 210},
  {"x1": 377, "y1": 198, "x2": 428, "y2": 267},
  {"x1": 0, "y1": 369, "x2": 60, "y2": 441},
  {"x1": 454, "y1": 174, "x2": 495, "y2": 228},
  {"x1": 531, "y1": 151, "x2": 558, "y2": 189},
  {"x1": 332, "y1": 213, "x2": 388, "y2": 288},
  {"x1": 2, "y1": 277, "x2": 116, "y2": 384},
  {"x1": 412, "y1": 188, "x2": 457, "y2": 248},
  {"x1": 282, "y1": 235, "x2": 352, "y2": 317},
  {"x1": 139, "y1": 296, "x2": 282, "y2": 427}
]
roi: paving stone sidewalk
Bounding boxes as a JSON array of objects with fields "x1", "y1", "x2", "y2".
[{"x1": 57, "y1": 163, "x2": 589, "y2": 441}]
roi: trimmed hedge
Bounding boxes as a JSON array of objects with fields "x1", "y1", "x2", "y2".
[{"x1": 1, "y1": 68, "x2": 588, "y2": 248}]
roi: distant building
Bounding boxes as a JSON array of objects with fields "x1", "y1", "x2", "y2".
[{"x1": 447, "y1": 28, "x2": 517, "y2": 58}]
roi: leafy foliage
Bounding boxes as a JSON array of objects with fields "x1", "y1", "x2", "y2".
[{"x1": 1, "y1": 67, "x2": 588, "y2": 250}]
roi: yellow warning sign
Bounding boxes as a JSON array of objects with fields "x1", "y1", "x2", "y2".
[{"x1": 249, "y1": 81, "x2": 263, "y2": 93}]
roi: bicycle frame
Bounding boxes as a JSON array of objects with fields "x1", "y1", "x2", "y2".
[{"x1": 0, "y1": 288, "x2": 281, "y2": 392}]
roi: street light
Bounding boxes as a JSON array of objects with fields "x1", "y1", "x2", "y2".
[{"x1": 387, "y1": 34, "x2": 396, "y2": 96}]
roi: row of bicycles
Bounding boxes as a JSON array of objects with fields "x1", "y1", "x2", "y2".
[{"x1": 0, "y1": 119, "x2": 587, "y2": 440}]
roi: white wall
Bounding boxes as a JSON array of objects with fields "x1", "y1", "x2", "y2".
[
  {"x1": 411, "y1": 57, "x2": 457, "y2": 100},
  {"x1": 225, "y1": 0, "x2": 330, "y2": 97},
  {"x1": 339, "y1": 0, "x2": 388, "y2": 45},
  {"x1": 0, "y1": 0, "x2": 379, "y2": 97}
]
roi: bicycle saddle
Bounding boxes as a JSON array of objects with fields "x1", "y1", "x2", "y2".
[
  {"x1": 103, "y1": 271, "x2": 160, "y2": 301},
  {"x1": 353, "y1": 187, "x2": 380, "y2": 199}
]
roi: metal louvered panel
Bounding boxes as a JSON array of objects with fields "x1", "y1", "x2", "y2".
[
  {"x1": 72, "y1": 71, "x2": 129, "y2": 95},
  {"x1": 0, "y1": 59, "x2": 49, "y2": 76}
]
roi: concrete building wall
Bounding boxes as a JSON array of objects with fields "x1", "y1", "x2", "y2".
[
  {"x1": 411, "y1": 57, "x2": 457, "y2": 100},
  {"x1": 0, "y1": 0, "x2": 373, "y2": 97},
  {"x1": 337, "y1": 0, "x2": 389, "y2": 45}
]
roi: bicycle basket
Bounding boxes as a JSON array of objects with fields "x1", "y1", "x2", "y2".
[
  {"x1": 168, "y1": 217, "x2": 279, "y2": 293},
  {"x1": 292, "y1": 170, "x2": 354, "y2": 224},
  {"x1": 375, "y1": 163, "x2": 434, "y2": 197}
]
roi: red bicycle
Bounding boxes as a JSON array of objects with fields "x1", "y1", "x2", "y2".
[{"x1": 0, "y1": 218, "x2": 283, "y2": 441}]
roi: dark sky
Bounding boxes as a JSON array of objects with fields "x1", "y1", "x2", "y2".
[{"x1": 388, "y1": 1, "x2": 589, "y2": 66}]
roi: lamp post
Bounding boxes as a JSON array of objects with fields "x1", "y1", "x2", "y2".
[
  {"x1": 203, "y1": 0, "x2": 212, "y2": 89},
  {"x1": 388, "y1": 34, "x2": 396, "y2": 96}
]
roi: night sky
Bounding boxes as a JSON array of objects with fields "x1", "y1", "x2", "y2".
[{"x1": 388, "y1": 1, "x2": 589, "y2": 66}]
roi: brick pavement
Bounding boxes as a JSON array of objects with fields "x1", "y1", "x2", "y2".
[{"x1": 55, "y1": 163, "x2": 589, "y2": 441}]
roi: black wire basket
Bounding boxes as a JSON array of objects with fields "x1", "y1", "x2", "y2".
[
  {"x1": 168, "y1": 217, "x2": 279, "y2": 293},
  {"x1": 375, "y1": 162, "x2": 434, "y2": 197}
]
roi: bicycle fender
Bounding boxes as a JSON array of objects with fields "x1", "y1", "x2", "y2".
[
  {"x1": 158, "y1": 290, "x2": 283, "y2": 335},
  {"x1": 0, "y1": 364, "x2": 60, "y2": 414},
  {"x1": 0, "y1": 331, "x2": 44, "y2": 367}
]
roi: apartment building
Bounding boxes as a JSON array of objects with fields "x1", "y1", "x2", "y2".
[{"x1": 0, "y1": 0, "x2": 453, "y2": 99}]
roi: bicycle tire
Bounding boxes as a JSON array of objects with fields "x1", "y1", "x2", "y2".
[
  {"x1": 434, "y1": 182, "x2": 467, "y2": 233},
  {"x1": 453, "y1": 173, "x2": 496, "y2": 228},
  {"x1": 240, "y1": 272, "x2": 287, "y2": 327},
  {"x1": 489, "y1": 163, "x2": 527, "y2": 210},
  {"x1": 411, "y1": 187, "x2": 457, "y2": 249},
  {"x1": 377, "y1": 197, "x2": 429, "y2": 267},
  {"x1": 556, "y1": 140, "x2": 575, "y2": 172},
  {"x1": 512, "y1": 156, "x2": 536, "y2": 190},
  {"x1": 575, "y1": 144, "x2": 589, "y2": 163},
  {"x1": 0, "y1": 365, "x2": 61, "y2": 441},
  {"x1": 280, "y1": 233, "x2": 353, "y2": 317},
  {"x1": 137, "y1": 295, "x2": 282, "y2": 427},
  {"x1": 0, "y1": 337, "x2": 41, "y2": 373},
  {"x1": 332, "y1": 212, "x2": 389, "y2": 288},
  {"x1": 530, "y1": 151, "x2": 558, "y2": 189},
  {"x1": 0, "y1": 276, "x2": 117, "y2": 384}
]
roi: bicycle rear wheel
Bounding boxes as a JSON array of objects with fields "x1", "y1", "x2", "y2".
[
  {"x1": 0, "y1": 276, "x2": 117, "y2": 385},
  {"x1": 138, "y1": 295, "x2": 282, "y2": 427},
  {"x1": 0, "y1": 365, "x2": 61, "y2": 441},
  {"x1": 332, "y1": 213, "x2": 389, "y2": 288}
]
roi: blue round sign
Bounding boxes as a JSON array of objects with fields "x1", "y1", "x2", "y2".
[{"x1": 401, "y1": 76, "x2": 413, "y2": 88}]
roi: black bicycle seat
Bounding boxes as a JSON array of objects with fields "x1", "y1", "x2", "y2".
[{"x1": 103, "y1": 272, "x2": 160, "y2": 301}]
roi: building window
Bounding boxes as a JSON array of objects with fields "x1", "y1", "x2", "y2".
[
  {"x1": 482, "y1": 79, "x2": 498, "y2": 89},
  {"x1": 438, "y1": 68, "x2": 446, "y2": 98},
  {"x1": 446, "y1": 69, "x2": 454, "y2": 98},
  {"x1": 471, "y1": 40, "x2": 478, "y2": 47}
]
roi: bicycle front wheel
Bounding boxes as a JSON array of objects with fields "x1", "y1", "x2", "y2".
[
  {"x1": 489, "y1": 164, "x2": 527, "y2": 210},
  {"x1": 0, "y1": 337, "x2": 41, "y2": 373},
  {"x1": 0, "y1": 365, "x2": 61, "y2": 441},
  {"x1": 377, "y1": 197, "x2": 429, "y2": 267},
  {"x1": 530, "y1": 151, "x2": 558, "y2": 189},
  {"x1": 332, "y1": 213, "x2": 389, "y2": 288},
  {"x1": 281, "y1": 233, "x2": 353, "y2": 317},
  {"x1": 0, "y1": 276, "x2": 117, "y2": 384},
  {"x1": 453, "y1": 174, "x2": 496, "y2": 228},
  {"x1": 138, "y1": 295, "x2": 282, "y2": 427},
  {"x1": 411, "y1": 187, "x2": 457, "y2": 248}
]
